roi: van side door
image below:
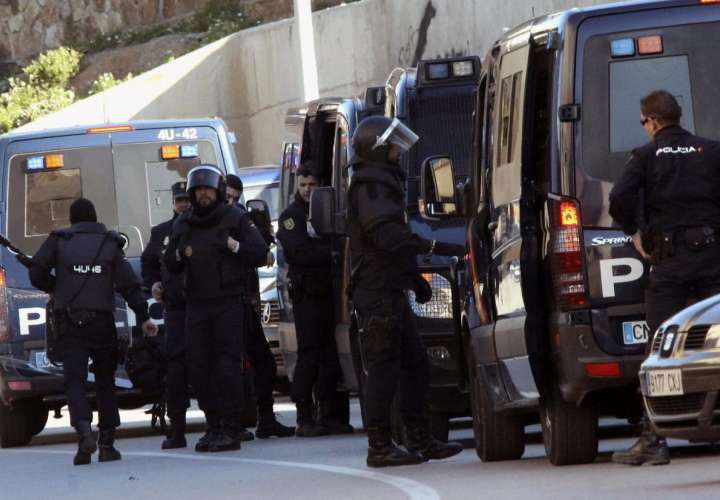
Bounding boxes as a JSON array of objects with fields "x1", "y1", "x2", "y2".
[{"x1": 487, "y1": 42, "x2": 540, "y2": 401}]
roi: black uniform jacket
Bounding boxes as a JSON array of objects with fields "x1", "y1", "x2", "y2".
[
  {"x1": 164, "y1": 202, "x2": 268, "y2": 301},
  {"x1": 30, "y1": 221, "x2": 149, "y2": 322},
  {"x1": 141, "y1": 213, "x2": 185, "y2": 308},
  {"x1": 609, "y1": 126, "x2": 720, "y2": 235},
  {"x1": 347, "y1": 161, "x2": 432, "y2": 291},
  {"x1": 277, "y1": 193, "x2": 332, "y2": 276}
]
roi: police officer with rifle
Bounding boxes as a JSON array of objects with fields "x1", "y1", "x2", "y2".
[
  {"x1": 141, "y1": 181, "x2": 192, "y2": 449},
  {"x1": 226, "y1": 174, "x2": 295, "y2": 439},
  {"x1": 164, "y1": 165, "x2": 268, "y2": 452},
  {"x1": 347, "y1": 116, "x2": 464, "y2": 468},
  {"x1": 610, "y1": 90, "x2": 720, "y2": 466},
  {"x1": 25, "y1": 198, "x2": 157, "y2": 465}
]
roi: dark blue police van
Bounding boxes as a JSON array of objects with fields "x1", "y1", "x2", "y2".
[{"x1": 0, "y1": 119, "x2": 239, "y2": 447}]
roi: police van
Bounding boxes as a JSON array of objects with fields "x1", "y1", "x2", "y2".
[
  {"x1": 421, "y1": 0, "x2": 720, "y2": 465},
  {"x1": 277, "y1": 89, "x2": 386, "y2": 417},
  {"x1": 384, "y1": 56, "x2": 480, "y2": 441},
  {"x1": 0, "y1": 119, "x2": 239, "y2": 447}
]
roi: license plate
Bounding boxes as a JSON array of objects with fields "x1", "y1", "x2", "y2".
[
  {"x1": 33, "y1": 351, "x2": 50, "y2": 368},
  {"x1": 647, "y1": 369, "x2": 684, "y2": 396},
  {"x1": 622, "y1": 320, "x2": 650, "y2": 345}
]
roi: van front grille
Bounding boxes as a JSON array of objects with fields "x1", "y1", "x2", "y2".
[
  {"x1": 648, "y1": 393, "x2": 705, "y2": 416},
  {"x1": 684, "y1": 325, "x2": 710, "y2": 350}
]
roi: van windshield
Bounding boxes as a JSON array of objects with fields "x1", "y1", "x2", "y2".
[
  {"x1": 581, "y1": 21, "x2": 720, "y2": 183},
  {"x1": 5, "y1": 126, "x2": 225, "y2": 288}
]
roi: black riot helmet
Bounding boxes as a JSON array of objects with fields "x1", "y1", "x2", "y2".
[
  {"x1": 186, "y1": 164, "x2": 226, "y2": 206},
  {"x1": 352, "y1": 116, "x2": 419, "y2": 164}
]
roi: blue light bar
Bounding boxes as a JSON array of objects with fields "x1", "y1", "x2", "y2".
[
  {"x1": 27, "y1": 156, "x2": 45, "y2": 170},
  {"x1": 427, "y1": 63, "x2": 450, "y2": 80},
  {"x1": 180, "y1": 144, "x2": 199, "y2": 158},
  {"x1": 611, "y1": 38, "x2": 635, "y2": 57}
]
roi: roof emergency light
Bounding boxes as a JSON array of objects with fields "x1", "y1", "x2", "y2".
[
  {"x1": 87, "y1": 125, "x2": 134, "y2": 134},
  {"x1": 45, "y1": 154, "x2": 64, "y2": 169},
  {"x1": 180, "y1": 144, "x2": 199, "y2": 158},
  {"x1": 26, "y1": 156, "x2": 45, "y2": 171},
  {"x1": 452, "y1": 60, "x2": 475, "y2": 77},
  {"x1": 161, "y1": 145, "x2": 180, "y2": 160},
  {"x1": 637, "y1": 35, "x2": 663, "y2": 55},
  {"x1": 610, "y1": 38, "x2": 635, "y2": 57},
  {"x1": 427, "y1": 63, "x2": 450, "y2": 80}
]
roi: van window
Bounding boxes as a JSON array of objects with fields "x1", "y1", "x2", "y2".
[
  {"x1": 26, "y1": 169, "x2": 82, "y2": 237},
  {"x1": 497, "y1": 72, "x2": 523, "y2": 167}
]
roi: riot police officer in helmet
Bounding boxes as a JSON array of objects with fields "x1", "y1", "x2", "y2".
[
  {"x1": 609, "y1": 90, "x2": 720, "y2": 466},
  {"x1": 348, "y1": 116, "x2": 464, "y2": 468},
  {"x1": 28, "y1": 198, "x2": 157, "y2": 465},
  {"x1": 165, "y1": 165, "x2": 269, "y2": 452},
  {"x1": 141, "y1": 181, "x2": 192, "y2": 449}
]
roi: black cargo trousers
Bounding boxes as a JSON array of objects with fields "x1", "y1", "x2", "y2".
[
  {"x1": 63, "y1": 311, "x2": 121, "y2": 430},
  {"x1": 644, "y1": 238, "x2": 720, "y2": 355},
  {"x1": 185, "y1": 296, "x2": 245, "y2": 431},
  {"x1": 290, "y1": 273, "x2": 341, "y2": 405},
  {"x1": 245, "y1": 302, "x2": 277, "y2": 413},
  {"x1": 352, "y1": 288, "x2": 429, "y2": 430},
  {"x1": 164, "y1": 307, "x2": 190, "y2": 417}
]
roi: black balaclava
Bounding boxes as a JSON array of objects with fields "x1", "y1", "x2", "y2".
[{"x1": 69, "y1": 198, "x2": 97, "y2": 224}]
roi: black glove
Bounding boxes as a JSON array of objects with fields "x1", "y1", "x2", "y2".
[
  {"x1": 433, "y1": 241, "x2": 466, "y2": 257},
  {"x1": 413, "y1": 274, "x2": 432, "y2": 304}
]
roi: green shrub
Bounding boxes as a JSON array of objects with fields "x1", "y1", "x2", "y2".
[
  {"x1": 23, "y1": 47, "x2": 81, "y2": 88},
  {"x1": 89, "y1": 72, "x2": 133, "y2": 95}
]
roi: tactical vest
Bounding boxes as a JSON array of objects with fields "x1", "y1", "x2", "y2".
[
  {"x1": 53, "y1": 223, "x2": 122, "y2": 312},
  {"x1": 347, "y1": 162, "x2": 420, "y2": 291},
  {"x1": 174, "y1": 205, "x2": 249, "y2": 301}
]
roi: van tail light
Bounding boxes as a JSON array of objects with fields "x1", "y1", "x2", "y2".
[
  {"x1": 0, "y1": 269, "x2": 10, "y2": 343},
  {"x1": 549, "y1": 198, "x2": 588, "y2": 310}
]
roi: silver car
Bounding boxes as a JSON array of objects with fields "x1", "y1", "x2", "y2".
[{"x1": 641, "y1": 293, "x2": 720, "y2": 441}]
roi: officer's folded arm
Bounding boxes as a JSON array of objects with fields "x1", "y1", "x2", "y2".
[{"x1": 227, "y1": 219, "x2": 270, "y2": 268}]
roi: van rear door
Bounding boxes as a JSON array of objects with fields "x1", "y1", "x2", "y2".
[{"x1": 576, "y1": 5, "x2": 720, "y2": 351}]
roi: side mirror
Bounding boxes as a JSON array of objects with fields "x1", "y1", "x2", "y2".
[
  {"x1": 247, "y1": 198, "x2": 272, "y2": 229},
  {"x1": 309, "y1": 187, "x2": 337, "y2": 236},
  {"x1": 419, "y1": 156, "x2": 459, "y2": 218}
]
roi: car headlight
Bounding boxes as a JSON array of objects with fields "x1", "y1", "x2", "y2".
[
  {"x1": 704, "y1": 324, "x2": 720, "y2": 349},
  {"x1": 408, "y1": 273, "x2": 453, "y2": 319}
]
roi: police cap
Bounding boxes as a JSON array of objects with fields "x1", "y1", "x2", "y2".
[{"x1": 171, "y1": 181, "x2": 189, "y2": 200}]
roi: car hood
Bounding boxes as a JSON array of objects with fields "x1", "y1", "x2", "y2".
[{"x1": 659, "y1": 293, "x2": 720, "y2": 332}]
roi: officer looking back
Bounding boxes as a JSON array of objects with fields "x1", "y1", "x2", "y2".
[
  {"x1": 141, "y1": 181, "x2": 191, "y2": 449},
  {"x1": 347, "y1": 116, "x2": 464, "y2": 468},
  {"x1": 277, "y1": 164, "x2": 352, "y2": 437},
  {"x1": 609, "y1": 90, "x2": 720, "y2": 466},
  {"x1": 164, "y1": 165, "x2": 268, "y2": 452},
  {"x1": 225, "y1": 173, "x2": 295, "y2": 439},
  {"x1": 27, "y1": 198, "x2": 157, "y2": 466}
]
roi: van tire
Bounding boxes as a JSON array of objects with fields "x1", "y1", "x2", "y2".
[
  {"x1": 469, "y1": 360, "x2": 525, "y2": 461},
  {"x1": 26, "y1": 400, "x2": 49, "y2": 436},
  {"x1": 0, "y1": 401, "x2": 34, "y2": 448},
  {"x1": 540, "y1": 384, "x2": 598, "y2": 465}
]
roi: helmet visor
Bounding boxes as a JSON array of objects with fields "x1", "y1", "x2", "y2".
[
  {"x1": 373, "y1": 118, "x2": 419, "y2": 154},
  {"x1": 187, "y1": 166, "x2": 222, "y2": 191}
]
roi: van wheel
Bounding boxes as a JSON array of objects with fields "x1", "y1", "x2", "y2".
[
  {"x1": 0, "y1": 401, "x2": 34, "y2": 448},
  {"x1": 26, "y1": 400, "x2": 49, "y2": 436},
  {"x1": 469, "y1": 360, "x2": 524, "y2": 461},
  {"x1": 540, "y1": 384, "x2": 598, "y2": 465}
]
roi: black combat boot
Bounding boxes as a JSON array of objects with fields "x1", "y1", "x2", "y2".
[
  {"x1": 208, "y1": 420, "x2": 241, "y2": 452},
  {"x1": 611, "y1": 418, "x2": 670, "y2": 466},
  {"x1": 405, "y1": 422, "x2": 463, "y2": 462},
  {"x1": 234, "y1": 427, "x2": 256, "y2": 442},
  {"x1": 295, "y1": 401, "x2": 329, "y2": 438},
  {"x1": 366, "y1": 427, "x2": 424, "y2": 468},
  {"x1": 319, "y1": 395, "x2": 354, "y2": 435},
  {"x1": 162, "y1": 413, "x2": 187, "y2": 450},
  {"x1": 73, "y1": 420, "x2": 97, "y2": 466},
  {"x1": 196, "y1": 413, "x2": 221, "y2": 452},
  {"x1": 98, "y1": 427, "x2": 122, "y2": 462},
  {"x1": 255, "y1": 404, "x2": 295, "y2": 438}
]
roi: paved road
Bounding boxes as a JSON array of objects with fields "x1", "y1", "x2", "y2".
[{"x1": 3, "y1": 400, "x2": 720, "y2": 500}]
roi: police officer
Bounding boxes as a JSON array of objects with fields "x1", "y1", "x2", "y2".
[
  {"x1": 141, "y1": 181, "x2": 191, "y2": 449},
  {"x1": 277, "y1": 164, "x2": 352, "y2": 437},
  {"x1": 164, "y1": 165, "x2": 268, "y2": 452},
  {"x1": 348, "y1": 116, "x2": 464, "y2": 468},
  {"x1": 226, "y1": 173, "x2": 295, "y2": 439},
  {"x1": 609, "y1": 90, "x2": 720, "y2": 466},
  {"x1": 27, "y1": 198, "x2": 157, "y2": 465}
]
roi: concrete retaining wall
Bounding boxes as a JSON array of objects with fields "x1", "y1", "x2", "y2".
[{"x1": 18, "y1": 0, "x2": 620, "y2": 166}]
